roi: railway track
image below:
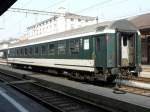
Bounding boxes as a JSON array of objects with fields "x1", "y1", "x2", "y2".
[
  {"x1": 0, "y1": 71, "x2": 114, "y2": 112},
  {"x1": 121, "y1": 76, "x2": 150, "y2": 83},
  {"x1": 1, "y1": 67, "x2": 150, "y2": 97},
  {"x1": 115, "y1": 77, "x2": 150, "y2": 97},
  {"x1": 134, "y1": 77, "x2": 150, "y2": 83},
  {"x1": 0, "y1": 71, "x2": 21, "y2": 82},
  {"x1": 118, "y1": 85, "x2": 150, "y2": 97}
]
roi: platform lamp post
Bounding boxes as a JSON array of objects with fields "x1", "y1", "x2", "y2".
[
  {"x1": 6, "y1": 43, "x2": 9, "y2": 66},
  {"x1": 96, "y1": 16, "x2": 99, "y2": 24}
]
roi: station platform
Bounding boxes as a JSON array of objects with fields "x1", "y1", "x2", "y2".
[
  {"x1": 0, "y1": 84, "x2": 51, "y2": 112},
  {"x1": 0, "y1": 65, "x2": 149, "y2": 112},
  {"x1": 140, "y1": 65, "x2": 150, "y2": 78},
  {"x1": 140, "y1": 71, "x2": 150, "y2": 78},
  {"x1": 0, "y1": 59, "x2": 7, "y2": 65}
]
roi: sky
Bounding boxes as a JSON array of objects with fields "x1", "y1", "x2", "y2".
[{"x1": 0, "y1": 0, "x2": 150, "y2": 41}]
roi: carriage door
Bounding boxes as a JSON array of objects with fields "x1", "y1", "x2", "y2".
[
  {"x1": 120, "y1": 32, "x2": 135, "y2": 66},
  {"x1": 95, "y1": 35, "x2": 106, "y2": 67}
]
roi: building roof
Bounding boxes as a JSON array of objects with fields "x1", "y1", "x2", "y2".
[
  {"x1": 131, "y1": 13, "x2": 150, "y2": 30},
  {"x1": 0, "y1": 0, "x2": 17, "y2": 16},
  {"x1": 27, "y1": 12, "x2": 96, "y2": 30},
  {"x1": 64, "y1": 12, "x2": 96, "y2": 20}
]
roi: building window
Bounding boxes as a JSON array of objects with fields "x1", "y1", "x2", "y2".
[
  {"x1": 71, "y1": 24, "x2": 74, "y2": 29},
  {"x1": 78, "y1": 25, "x2": 81, "y2": 27},
  {"x1": 69, "y1": 39, "x2": 80, "y2": 55},
  {"x1": 71, "y1": 18, "x2": 74, "y2": 21},
  {"x1": 49, "y1": 43, "x2": 55, "y2": 55},
  {"x1": 78, "y1": 19, "x2": 81, "y2": 22},
  {"x1": 54, "y1": 16, "x2": 57, "y2": 21},
  {"x1": 58, "y1": 41, "x2": 66, "y2": 55},
  {"x1": 54, "y1": 24, "x2": 57, "y2": 31}
]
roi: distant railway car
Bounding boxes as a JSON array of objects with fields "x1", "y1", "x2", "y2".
[
  {"x1": 0, "y1": 49, "x2": 8, "y2": 59},
  {"x1": 7, "y1": 19, "x2": 141, "y2": 81}
]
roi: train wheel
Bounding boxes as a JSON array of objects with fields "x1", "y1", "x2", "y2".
[{"x1": 106, "y1": 75, "x2": 116, "y2": 83}]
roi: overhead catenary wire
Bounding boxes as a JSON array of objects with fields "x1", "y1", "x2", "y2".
[
  {"x1": 0, "y1": 0, "x2": 33, "y2": 31},
  {"x1": 4, "y1": 0, "x2": 33, "y2": 19},
  {"x1": 8, "y1": 8, "x2": 63, "y2": 16}
]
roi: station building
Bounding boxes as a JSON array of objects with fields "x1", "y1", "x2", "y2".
[
  {"x1": 25, "y1": 7, "x2": 97, "y2": 40},
  {"x1": 131, "y1": 13, "x2": 150, "y2": 65}
]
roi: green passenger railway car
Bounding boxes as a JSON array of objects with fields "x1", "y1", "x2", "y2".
[{"x1": 7, "y1": 19, "x2": 141, "y2": 81}]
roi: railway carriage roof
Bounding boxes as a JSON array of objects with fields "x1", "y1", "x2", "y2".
[{"x1": 9, "y1": 19, "x2": 138, "y2": 48}]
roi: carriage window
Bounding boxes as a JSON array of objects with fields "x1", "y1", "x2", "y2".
[
  {"x1": 13, "y1": 49, "x2": 16, "y2": 56},
  {"x1": 96, "y1": 38, "x2": 100, "y2": 51},
  {"x1": 49, "y1": 43, "x2": 55, "y2": 55},
  {"x1": 9, "y1": 49, "x2": 12, "y2": 56},
  {"x1": 16, "y1": 49, "x2": 19, "y2": 55},
  {"x1": 25, "y1": 48, "x2": 27, "y2": 55},
  {"x1": 29, "y1": 47, "x2": 33, "y2": 55},
  {"x1": 35, "y1": 46, "x2": 39, "y2": 55},
  {"x1": 69, "y1": 39, "x2": 80, "y2": 55},
  {"x1": 10, "y1": 49, "x2": 13, "y2": 56},
  {"x1": 58, "y1": 42, "x2": 66, "y2": 55},
  {"x1": 123, "y1": 36, "x2": 127, "y2": 46},
  {"x1": 41, "y1": 45, "x2": 47, "y2": 55},
  {"x1": 12, "y1": 49, "x2": 15, "y2": 56},
  {"x1": 14, "y1": 49, "x2": 16, "y2": 56},
  {"x1": 20, "y1": 48, "x2": 23, "y2": 56}
]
